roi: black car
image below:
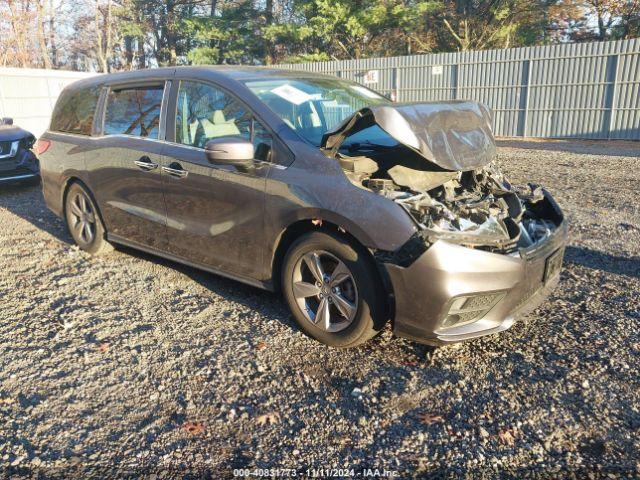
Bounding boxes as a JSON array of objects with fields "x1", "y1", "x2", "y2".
[{"x1": 0, "y1": 118, "x2": 40, "y2": 186}]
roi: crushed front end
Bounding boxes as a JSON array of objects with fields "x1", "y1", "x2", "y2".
[
  {"x1": 324, "y1": 100, "x2": 567, "y2": 345},
  {"x1": 381, "y1": 178, "x2": 567, "y2": 345}
]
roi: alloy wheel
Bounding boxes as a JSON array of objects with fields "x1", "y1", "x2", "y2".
[
  {"x1": 68, "y1": 191, "x2": 96, "y2": 245},
  {"x1": 291, "y1": 250, "x2": 359, "y2": 333}
]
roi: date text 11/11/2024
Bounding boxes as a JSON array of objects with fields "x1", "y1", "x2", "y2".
[{"x1": 233, "y1": 468, "x2": 400, "y2": 477}]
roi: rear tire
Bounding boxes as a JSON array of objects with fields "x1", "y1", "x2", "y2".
[
  {"x1": 282, "y1": 231, "x2": 386, "y2": 347},
  {"x1": 64, "y1": 182, "x2": 113, "y2": 255}
]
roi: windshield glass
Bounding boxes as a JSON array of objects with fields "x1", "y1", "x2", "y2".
[{"x1": 244, "y1": 78, "x2": 390, "y2": 146}]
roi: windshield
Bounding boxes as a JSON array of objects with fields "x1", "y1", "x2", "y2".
[{"x1": 244, "y1": 77, "x2": 390, "y2": 146}]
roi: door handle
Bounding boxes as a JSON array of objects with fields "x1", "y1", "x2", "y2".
[
  {"x1": 134, "y1": 156, "x2": 158, "y2": 171},
  {"x1": 161, "y1": 163, "x2": 189, "y2": 179}
]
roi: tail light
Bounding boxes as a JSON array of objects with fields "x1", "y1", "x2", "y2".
[{"x1": 34, "y1": 139, "x2": 51, "y2": 155}]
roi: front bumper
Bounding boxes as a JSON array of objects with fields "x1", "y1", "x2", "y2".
[
  {"x1": 0, "y1": 169, "x2": 40, "y2": 184},
  {"x1": 385, "y1": 205, "x2": 568, "y2": 346},
  {"x1": 0, "y1": 149, "x2": 39, "y2": 185}
]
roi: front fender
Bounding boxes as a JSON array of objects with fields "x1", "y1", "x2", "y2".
[{"x1": 264, "y1": 159, "x2": 418, "y2": 253}]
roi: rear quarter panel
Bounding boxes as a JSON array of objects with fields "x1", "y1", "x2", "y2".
[{"x1": 39, "y1": 131, "x2": 91, "y2": 217}]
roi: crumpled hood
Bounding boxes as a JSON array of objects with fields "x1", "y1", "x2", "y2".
[
  {"x1": 322, "y1": 100, "x2": 496, "y2": 171},
  {"x1": 0, "y1": 125, "x2": 33, "y2": 143}
]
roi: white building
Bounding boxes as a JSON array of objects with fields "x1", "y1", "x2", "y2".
[{"x1": 0, "y1": 68, "x2": 94, "y2": 138}]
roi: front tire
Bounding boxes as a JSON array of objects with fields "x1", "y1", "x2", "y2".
[
  {"x1": 282, "y1": 231, "x2": 387, "y2": 347},
  {"x1": 64, "y1": 182, "x2": 113, "y2": 255}
]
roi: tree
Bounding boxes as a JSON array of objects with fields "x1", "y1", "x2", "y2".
[
  {"x1": 95, "y1": 0, "x2": 114, "y2": 72},
  {"x1": 5, "y1": 0, "x2": 36, "y2": 68},
  {"x1": 0, "y1": 0, "x2": 637, "y2": 71},
  {"x1": 553, "y1": 0, "x2": 640, "y2": 41},
  {"x1": 261, "y1": 0, "x2": 443, "y2": 63},
  {"x1": 35, "y1": 0, "x2": 53, "y2": 69},
  {"x1": 440, "y1": 0, "x2": 549, "y2": 51}
]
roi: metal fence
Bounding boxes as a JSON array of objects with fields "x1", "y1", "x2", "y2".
[
  {"x1": 278, "y1": 39, "x2": 640, "y2": 140},
  {"x1": 0, "y1": 68, "x2": 94, "y2": 138}
]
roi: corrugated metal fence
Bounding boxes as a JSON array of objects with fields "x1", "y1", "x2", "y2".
[
  {"x1": 0, "y1": 68, "x2": 94, "y2": 138},
  {"x1": 278, "y1": 39, "x2": 640, "y2": 140}
]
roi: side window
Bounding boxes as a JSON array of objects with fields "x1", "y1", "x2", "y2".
[
  {"x1": 104, "y1": 86, "x2": 164, "y2": 138},
  {"x1": 252, "y1": 119, "x2": 272, "y2": 162},
  {"x1": 176, "y1": 81, "x2": 251, "y2": 148},
  {"x1": 50, "y1": 86, "x2": 101, "y2": 135}
]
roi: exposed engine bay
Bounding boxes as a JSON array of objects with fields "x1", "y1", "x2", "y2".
[
  {"x1": 338, "y1": 152, "x2": 560, "y2": 252},
  {"x1": 322, "y1": 100, "x2": 562, "y2": 254}
]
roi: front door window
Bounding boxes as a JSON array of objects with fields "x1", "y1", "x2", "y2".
[
  {"x1": 175, "y1": 81, "x2": 252, "y2": 148},
  {"x1": 174, "y1": 81, "x2": 275, "y2": 164}
]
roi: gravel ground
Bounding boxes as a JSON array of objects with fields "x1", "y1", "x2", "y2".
[{"x1": 0, "y1": 139, "x2": 638, "y2": 479}]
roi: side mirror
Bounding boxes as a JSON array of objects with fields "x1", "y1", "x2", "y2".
[
  {"x1": 0, "y1": 117, "x2": 13, "y2": 126},
  {"x1": 204, "y1": 137, "x2": 254, "y2": 168}
]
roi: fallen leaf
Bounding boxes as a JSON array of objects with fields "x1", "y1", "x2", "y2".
[
  {"x1": 498, "y1": 428, "x2": 516, "y2": 446},
  {"x1": 97, "y1": 342, "x2": 110, "y2": 353},
  {"x1": 182, "y1": 422, "x2": 206, "y2": 436},
  {"x1": 401, "y1": 360, "x2": 420, "y2": 367},
  {"x1": 418, "y1": 413, "x2": 444, "y2": 425},
  {"x1": 256, "y1": 412, "x2": 280, "y2": 426},
  {"x1": 255, "y1": 342, "x2": 267, "y2": 350}
]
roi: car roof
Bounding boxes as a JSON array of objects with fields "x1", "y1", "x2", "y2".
[
  {"x1": 178, "y1": 65, "x2": 337, "y2": 81},
  {"x1": 65, "y1": 65, "x2": 339, "y2": 91}
]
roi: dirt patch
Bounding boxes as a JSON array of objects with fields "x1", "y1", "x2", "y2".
[{"x1": 0, "y1": 140, "x2": 639, "y2": 477}]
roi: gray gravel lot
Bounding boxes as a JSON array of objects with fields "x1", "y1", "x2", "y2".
[{"x1": 0, "y1": 139, "x2": 639, "y2": 479}]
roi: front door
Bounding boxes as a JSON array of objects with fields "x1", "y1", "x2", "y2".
[
  {"x1": 89, "y1": 82, "x2": 170, "y2": 251},
  {"x1": 161, "y1": 80, "x2": 270, "y2": 281}
]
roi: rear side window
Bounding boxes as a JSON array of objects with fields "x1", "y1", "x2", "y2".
[
  {"x1": 104, "y1": 86, "x2": 164, "y2": 138},
  {"x1": 50, "y1": 86, "x2": 101, "y2": 135}
]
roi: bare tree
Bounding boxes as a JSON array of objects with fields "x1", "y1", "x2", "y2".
[
  {"x1": 35, "y1": 0, "x2": 53, "y2": 68},
  {"x1": 95, "y1": 0, "x2": 114, "y2": 72},
  {"x1": 48, "y1": 0, "x2": 59, "y2": 66},
  {"x1": 6, "y1": 0, "x2": 34, "y2": 67}
]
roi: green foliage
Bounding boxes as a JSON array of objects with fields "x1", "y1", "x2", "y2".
[
  {"x1": 117, "y1": 19, "x2": 147, "y2": 39},
  {"x1": 187, "y1": 47, "x2": 220, "y2": 65},
  {"x1": 181, "y1": 18, "x2": 228, "y2": 44},
  {"x1": 105, "y1": 0, "x2": 639, "y2": 70},
  {"x1": 263, "y1": 24, "x2": 314, "y2": 43},
  {"x1": 282, "y1": 52, "x2": 331, "y2": 63}
]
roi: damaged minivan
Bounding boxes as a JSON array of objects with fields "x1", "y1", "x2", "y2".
[{"x1": 39, "y1": 67, "x2": 567, "y2": 347}]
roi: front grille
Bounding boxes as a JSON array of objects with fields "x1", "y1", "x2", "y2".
[
  {"x1": 0, "y1": 140, "x2": 19, "y2": 161},
  {"x1": 0, "y1": 141, "x2": 13, "y2": 155}
]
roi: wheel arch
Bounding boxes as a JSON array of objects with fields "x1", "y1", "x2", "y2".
[
  {"x1": 62, "y1": 176, "x2": 108, "y2": 233},
  {"x1": 270, "y1": 218, "x2": 395, "y2": 321},
  {"x1": 61, "y1": 174, "x2": 90, "y2": 210},
  {"x1": 61, "y1": 175, "x2": 80, "y2": 210}
]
